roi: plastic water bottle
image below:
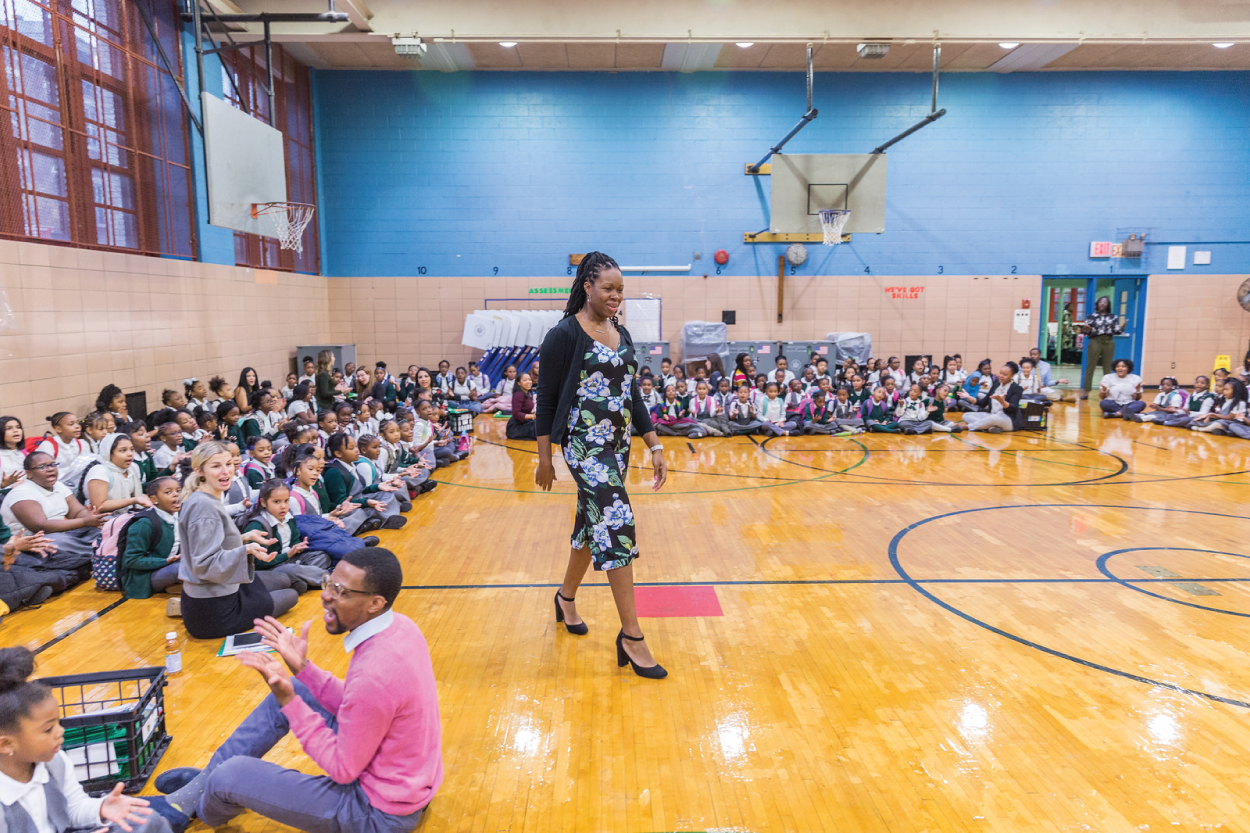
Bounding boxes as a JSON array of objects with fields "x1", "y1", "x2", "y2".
[{"x1": 164, "y1": 632, "x2": 182, "y2": 674}]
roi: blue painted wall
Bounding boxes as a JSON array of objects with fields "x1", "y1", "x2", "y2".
[
  {"x1": 180, "y1": 29, "x2": 235, "y2": 267},
  {"x1": 312, "y1": 70, "x2": 1250, "y2": 278}
]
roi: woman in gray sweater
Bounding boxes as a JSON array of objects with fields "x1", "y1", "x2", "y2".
[{"x1": 178, "y1": 441, "x2": 298, "y2": 639}]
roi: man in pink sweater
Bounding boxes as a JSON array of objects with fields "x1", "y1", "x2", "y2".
[{"x1": 148, "y1": 548, "x2": 442, "y2": 833}]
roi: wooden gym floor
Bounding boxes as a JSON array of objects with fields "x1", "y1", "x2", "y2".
[{"x1": 16, "y1": 402, "x2": 1250, "y2": 832}]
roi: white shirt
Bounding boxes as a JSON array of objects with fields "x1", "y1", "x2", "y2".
[
  {"x1": 262, "y1": 510, "x2": 292, "y2": 552},
  {"x1": 448, "y1": 379, "x2": 479, "y2": 399},
  {"x1": 776, "y1": 369, "x2": 796, "y2": 386},
  {"x1": 1100, "y1": 372, "x2": 1142, "y2": 405},
  {"x1": 153, "y1": 443, "x2": 180, "y2": 470},
  {"x1": 0, "y1": 447, "x2": 24, "y2": 481},
  {"x1": 493, "y1": 378, "x2": 516, "y2": 397},
  {"x1": 155, "y1": 506, "x2": 180, "y2": 560},
  {"x1": 291, "y1": 483, "x2": 326, "y2": 517},
  {"x1": 1016, "y1": 371, "x2": 1041, "y2": 394},
  {"x1": 1153, "y1": 390, "x2": 1184, "y2": 409},
  {"x1": 758, "y1": 398, "x2": 786, "y2": 422},
  {"x1": 288, "y1": 399, "x2": 312, "y2": 419},
  {"x1": 344, "y1": 608, "x2": 394, "y2": 653},
  {"x1": 2, "y1": 480, "x2": 72, "y2": 535},
  {"x1": 0, "y1": 751, "x2": 105, "y2": 833},
  {"x1": 35, "y1": 437, "x2": 87, "y2": 473}
]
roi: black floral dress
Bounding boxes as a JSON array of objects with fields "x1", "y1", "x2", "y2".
[{"x1": 563, "y1": 338, "x2": 639, "y2": 571}]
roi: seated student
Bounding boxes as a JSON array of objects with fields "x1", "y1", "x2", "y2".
[
  {"x1": 395, "y1": 418, "x2": 437, "y2": 473},
  {"x1": 280, "y1": 372, "x2": 299, "y2": 401},
  {"x1": 507, "y1": 372, "x2": 538, "y2": 440},
  {"x1": 797, "y1": 389, "x2": 838, "y2": 435},
  {"x1": 2, "y1": 452, "x2": 104, "y2": 583},
  {"x1": 756, "y1": 382, "x2": 796, "y2": 437},
  {"x1": 895, "y1": 383, "x2": 955, "y2": 434},
  {"x1": 1144, "y1": 375, "x2": 1213, "y2": 427},
  {"x1": 214, "y1": 400, "x2": 243, "y2": 448},
  {"x1": 153, "y1": 422, "x2": 189, "y2": 473},
  {"x1": 315, "y1": 409, "x2": 339, "y2": 448},
  {"x1": 176, "y1": 441, "x2": 296, "y2": 640},
  {"x1": 283, "y1": 445, "x2": 381, "y2": 539},
  {"x1": 120, "y1": 476, "x2": 183, "y2": 605},
  {"x1": 97, "y1": 384, "x2": 129, "y2": 423},
  {"x1": 208, "y1": 375, "x2": 234, "y2": 407},
  {"x1": 688, "y1": 380, "x2": 728, "y2": 437},
  {"x1": 1192, "y1": 379, "x2": 1250, "y2": 437},
  {"x1": 1128, "y1": 376, "x2": 1185, "y2": 423},
  {"x1": 845, "y1": 375, "x2": 870, "y2": 409},
  {"x1": 324, "y1": 434, "x2": 407, "y2": 529},
  {"x1": 377, "y1": 420, "x2": 435, "y2": 496},
  {"x1": 773, "y1": 356, "x2": 795, "y2": 386},
  {"x1": 220, "y1": 442, "x2": 253, "y2": 518},
  {"x1": 669, "y1": 362, "x2": 687, "y2": 394},
  {"x1": 1027, "y1": 347, "x2": 1068, "y2": 401},
  {"x1": 35, "y1": 412, "x2": 88, "y2": 486},
  {"x1": 674, "y1": 379, "x2": 691, "y2": 410},
  {"x1": 799, "y1": 365, "x2": 818, "y2": 393},
  {"x1": 687, "y1": 363, "x2": 711, "y2": 394},
  {"x1": 813, "y1": 358, "x2": 833, "y2": 384},
  {"x1": 83, "y1": 433, "x2": 152, "y2": 517},
  {"x1": 959, "y1": 363, "x2": 1025, "y2": 433},
  {"x1": 906, "y1": 357, "x2": 929, "y2": 387},
  {"x1": 369, "y1": 363, "x2": 399, "y2": 412},
  {"x1": 638, "y1": 376, "x2": 662, "y2": 414},
  {"x1": 481, "y1": 365, "x2": 518, "y2": 414},
  {"x1": 467, "y1": 360, "x2": 489, "y2": 394},
  {"x1": 434, "y1": 359, "x2": 454, "y2": 391},
  {"x1": 298, "y1": 356, "x2": 317, "y2": 385},
  {"x1": 0, "y1": 648, "x2": 168, "y2": 833},
  {"x1": 730, "y1": 354, "x2": 751, "y2": 388},
  {"x1": 928, "y1": 384, "x2": 967, "y2": 433},
  {"x1": 192, "y1": 407, "x2": 218, "y2": 444},
  {"x1": 443, "y1": 366, "x2": 482, "y2": 416},
  {"x1": 413, "y1": 400, "x2": 458, "y2": 465},
  {"x1": 241, "y1": 480, "x2": 330, "y2": 595},
  {"x1": 0, "y1": 416, "x2": 24, "y2": 488},
  {"x1": 286, "y1": 382, "x2": 315, "y2": 424},
  {"x1": 861, "y1": 387, "x2": 901, "y2": 433},
  {"x1": 171, "y1": 410, "x2": 198, "y2": 451},
  {"x1": 748, "y1": 374, "x2": 770, "y2": 410},
  {"x1": 783, "y1": 379, "x2": 808, "y2": 414},
  {"x1": 240, "y1": 389, "x2": 287, "y2": 445},
  {"x1": 1016, "y1": 358, "x2": 1048, "y2": 404},
  {"x1": 653, "y1": 385, "x2": 704, "y2": 437},
  {"x1": 354, "y1": 434, "x2": 413, "y2": 512},
  {"x1": 186, "y1": 378, "x2": 211, "y2": 412},
  {"x1": 122, "y1": 420, "x2": 159, "y2": 486},
  {"x1": 81, "y1": 410, "x2": 112, "y2": 456},
  {"x1": 242, "y1": 437, "x2": 276, "y2": 489},
  {"x1": 162, "y1": 387, "x2": 188, "y2": 411},
  {"x1": 1099, "y1": 359, "x2": 1144, "y2": 418},
  {"x1": 148, "y1": 551, "x2": 441, "y2": 833},
  {"x1": 711, "y1": 377, "x2": 735, "y2": 415},
  {"x1": 828, "y1": 385, "x2": 864, "y2": 432},
  {"x1": 0, "y1": 522, "x2": 60, "y2": 619},
  {"x1": 771, "y1": 368, "x2": 789, "y2": 398},
  {"x1": 726, "y1": 385, "x2": 763, "y2": 436},
  {"x1": 937, "y1": 357, "x2": 966, "y2": 389}
]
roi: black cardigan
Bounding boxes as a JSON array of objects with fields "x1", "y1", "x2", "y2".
[
  {"x1": 976, "y1": 379, "x2": 1025, "y2": 431},
  {"x1": 536, "y1": 316, "x2": 655, "y2": 445}
]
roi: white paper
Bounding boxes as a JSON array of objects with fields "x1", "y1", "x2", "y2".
[
  {"x1": 1167, "y1": 245, "x2": 1186, "y2": 270},
  {"x1": 1013, "y1": 309, "x2": 1031, "y2": 334},
  {"x1": 623, "y1": 298, "x2": 661, "y2": 341},
  {"x1": 1194, "y1": 250, "x2": 1212, "y2": 265}
]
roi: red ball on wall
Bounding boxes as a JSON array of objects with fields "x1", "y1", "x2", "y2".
[{"x1": 713, "y1": 249, "x2": 729, "y2": 265}]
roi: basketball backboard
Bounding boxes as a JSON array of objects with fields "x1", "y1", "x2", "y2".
[
  {"x1": 202, "y1": 92, "x2": 287, "y2": 235},
  {"x1": 765, "y1": 153, "x2": 887, "y2": 238}
]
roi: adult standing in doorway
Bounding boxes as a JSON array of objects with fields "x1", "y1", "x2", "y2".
[
  {"x1": 1078, "y1": 296, "x2": 1122, "y2": 400},
  {"x1": 535, "y1": 251, "x2": 670, "y2": 679}
]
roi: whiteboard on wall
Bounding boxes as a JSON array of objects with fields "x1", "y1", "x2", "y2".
[{"x1": 623, "y1": 298, "x2": 661, "y2": 342}]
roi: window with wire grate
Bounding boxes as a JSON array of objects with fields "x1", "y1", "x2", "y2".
[
  {"x1": 0, "y1": 0, "x2": 193, "y2": 257},
  {"x1": 220, "y1": 43, "x2": 318, "y2": 274}
]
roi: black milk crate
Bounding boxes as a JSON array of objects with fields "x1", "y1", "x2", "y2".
[
  {"x1": 448, "y1": 408, "x2": 474, "y2": 435},
  {"x1": 1022, "y1": 400, "x2": 1049, "y2": 431},
  {"x1": 40, "y1": 666, "x2": 172, "y2": 796}
]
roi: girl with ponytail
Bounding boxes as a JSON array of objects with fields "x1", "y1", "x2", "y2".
[
  {"x1": 534, "y1": 251, "x2": 671, "y2": 679},
  {"x1": 0, "y1": 647, "x2": 163, "y2": 831}
]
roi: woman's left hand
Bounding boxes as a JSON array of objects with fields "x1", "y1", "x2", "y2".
[
  {"x1": 242, "y1": 529, "x2": 276, "y2": 547},
  {"x1": 651, "y1": 449, "x2": 667, "y2": 492}
]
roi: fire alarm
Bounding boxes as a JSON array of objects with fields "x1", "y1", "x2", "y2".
[
  {"x1": 713, "y1": 249, "x2": 729, "y2": 265},
  {"x1": 1021, "y1": 299, "x2": 1031, "y2": 309}
]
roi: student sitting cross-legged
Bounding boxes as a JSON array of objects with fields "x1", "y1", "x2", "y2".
[
  {"x1": 958, "y1": 363, "x2": 1025, "y2": 433},
  {"x1": 120, "y1": 476, "x2": 184, "y2": 606},
  {"x1": 324, "y1": 434, "x2": 407, "y2": 529},
  {"x1": 147, "y1": 549, "x2": 442, "y2": 833},
  {"x1": 241, "y1": 480, "x2": 331, "y2": 595},
  {"x1": 1147, "y1": 375, "x2": 1214, "y2": 428}
]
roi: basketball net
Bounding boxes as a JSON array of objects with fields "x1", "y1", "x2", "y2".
[
  {"x1": 819, "y1": 209, "x2": 851, "y2": 246},
  {"x1": 251, "y1": 202, "x2": 316, "y2": 253}
]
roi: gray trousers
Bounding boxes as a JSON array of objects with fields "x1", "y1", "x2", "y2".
[
  {"x1": 758, "y1": 420, "x2": 795, "y2": 436},
  {"x1": 964, "y1": 412, "x2": 1014, "y2": 432},
  {"x1": 198, "y1": 679, "x2": 426, "y2": 833}
]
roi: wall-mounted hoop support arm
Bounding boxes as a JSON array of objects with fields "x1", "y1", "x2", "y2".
[
  {"x1": 133, "y1": 0, "x2": 201, "y2": 133},
  {"x1": 747, "y1": 45, "x2": 817, "y2": 173},
  {"x1": 870, "y1": 44, "x2": 946, "y2": 155}
]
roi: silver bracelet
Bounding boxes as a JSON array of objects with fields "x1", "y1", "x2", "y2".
[{"x1": 649, "y1": 444, "x2": 663, "y2": 453}]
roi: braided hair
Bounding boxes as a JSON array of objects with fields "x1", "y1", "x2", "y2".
[{"x1": 563, "y1": 251, "x2": 620, "y2": 324}]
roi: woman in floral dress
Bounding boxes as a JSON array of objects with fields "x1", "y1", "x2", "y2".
[{"x1": 535, "y1": 252, "x2": 669, "y2": 678}]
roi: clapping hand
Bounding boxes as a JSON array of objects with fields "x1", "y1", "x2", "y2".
[
  {"x1": 290, "y1": 537, "x2": 310, "y2": 557},
  {"x1": 237, "y1": 650, "x2": 295, "y2": 705},
  {"x1": 98, "y1": 783, "x2": 152, "y2": 832},
  {"x1": 254, "y1": 616, "x2": 310, "y2": 674}
]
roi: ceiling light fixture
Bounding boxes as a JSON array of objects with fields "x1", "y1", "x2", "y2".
[
  {"x1": 736, "y1": 42, "x2": 755, "y2": 48},
  {"x1": 1213, "y1": 42, "x2": 1234, "y2": 48},
  {"x1": 999, "y1": 42, "x2": 1020, "y2": 49},
  {"x1": 499, "y1": 41, "x2": 517, "y2": 48}
]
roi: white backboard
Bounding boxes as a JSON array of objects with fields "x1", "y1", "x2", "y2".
[{"x1": 202, "y1": 92, "x2": 287, "y2": 235}]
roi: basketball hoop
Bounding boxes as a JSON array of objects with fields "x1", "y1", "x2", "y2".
[
  {"x1": 818, "y1": 209, "x2": 851, "y2": 246},
  {"x1": 251, "y1": 202, "x2": 316, "y2": 253}
]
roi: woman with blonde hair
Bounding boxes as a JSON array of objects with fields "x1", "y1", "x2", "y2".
[{"x1": 177, "y1": 441, "x2": 297, "y2": 638}]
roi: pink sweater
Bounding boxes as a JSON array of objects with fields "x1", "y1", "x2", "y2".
[{"x1": 281, "y1": 613, "x2": 443, "y2": 815}]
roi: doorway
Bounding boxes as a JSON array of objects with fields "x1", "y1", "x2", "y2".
[{"x1": 1041, "y1": 276, "x2": 1147, "y2": 390}]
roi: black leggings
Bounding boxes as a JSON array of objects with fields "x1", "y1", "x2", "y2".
[{"x1": 182, "y1": 577, "x2": 295, "y2": 640}]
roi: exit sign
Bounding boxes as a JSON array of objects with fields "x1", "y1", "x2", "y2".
[{"x1": 1090, "y1": 241, "x2": 1112, "y2": 258}]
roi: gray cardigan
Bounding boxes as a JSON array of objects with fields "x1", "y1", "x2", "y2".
[{"x1": 177, "y1": 490, "x2": 253, "y2": 598}]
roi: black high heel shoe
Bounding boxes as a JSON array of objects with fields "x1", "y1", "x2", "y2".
[
  {"x1": 616, "y1": 631, "x2": 667, "y2": 679},
  {"x1": 554, "y1": 591, "x2": 588, "y2": 635}
]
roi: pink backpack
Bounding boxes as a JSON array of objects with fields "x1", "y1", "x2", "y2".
[{"x1": 92, "y1": 510, "x2": 157, "y2": 591}]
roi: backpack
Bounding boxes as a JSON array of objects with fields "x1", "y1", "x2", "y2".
[
  {"x1": 24, "y1": 433, "x2": 53, "y2": 455},
  {"x1": 74, "y1": 459, "x2": 104, "y2": 505},
  {"x1": 92, "y1": 508, "x2": 159, "y2": 592}
]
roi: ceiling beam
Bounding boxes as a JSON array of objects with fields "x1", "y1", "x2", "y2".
[
  {"x1": 989, "y1": 43, "x2": 1080, "y2": 71},
  {"x1": 339, "y1": 0, "x2": 373, "y2": 32},
  {"x1": 661, "y1": 42, "x2": 722, "y2": 72},
  {"x1": 420, "y1": 42, "x2": 475, "y2": 72}
]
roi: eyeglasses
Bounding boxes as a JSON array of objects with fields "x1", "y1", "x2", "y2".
[
  {"x1": 320, "y1": 573, "x2": 373, "y2": 599},
  {"x1": 28, "y1": 463, "x2": 57, "y2": 472}
]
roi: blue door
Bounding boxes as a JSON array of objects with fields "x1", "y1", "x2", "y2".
[{"x1": 1110, "y1": 277, "x2": 1145, "y2": 370}]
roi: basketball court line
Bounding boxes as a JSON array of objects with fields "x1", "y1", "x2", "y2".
[{"x1": 889, "y1": 503, "x2": 1250, "y2": 709}]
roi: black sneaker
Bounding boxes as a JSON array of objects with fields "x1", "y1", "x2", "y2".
[
  {"x1": 382, "y1": 515, "x2": 408, "y2": 530},
  {"x1": 359, "y1": 535, "x2": 381, "y2": 547}
]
